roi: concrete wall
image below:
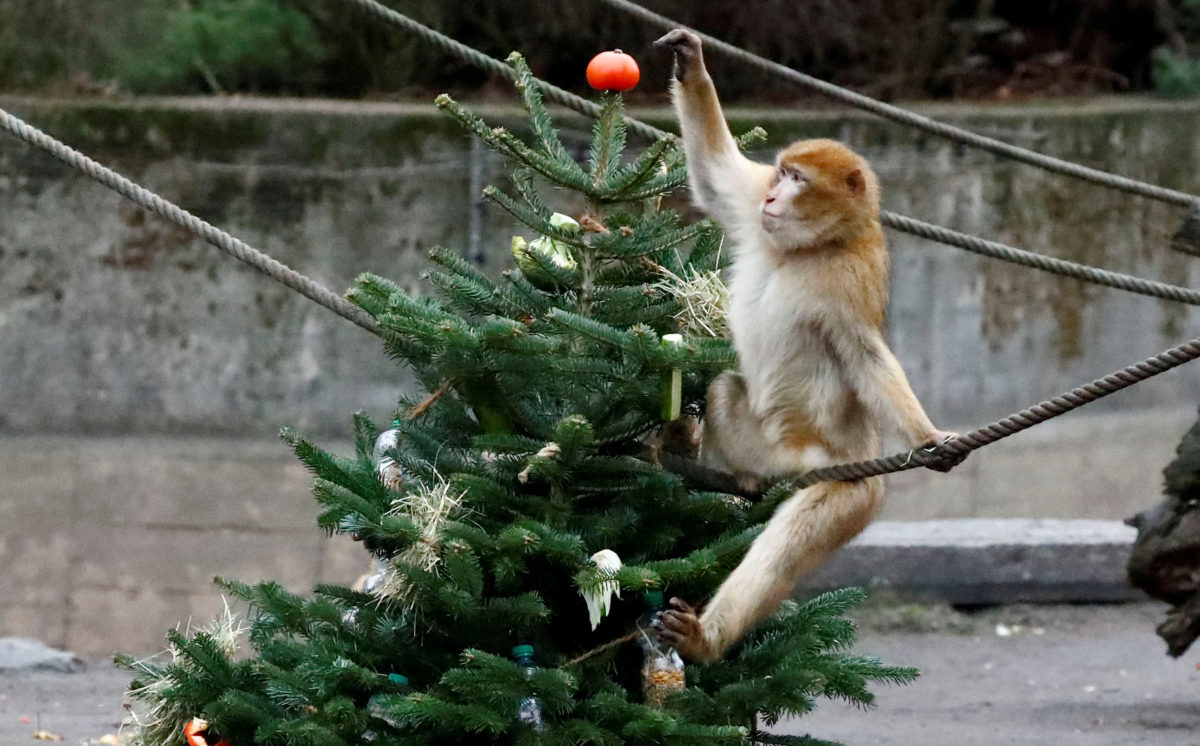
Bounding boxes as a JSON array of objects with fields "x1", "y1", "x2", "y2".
[{"x1": 2, "y1": 96, "x2": 1199, "y2": 655}]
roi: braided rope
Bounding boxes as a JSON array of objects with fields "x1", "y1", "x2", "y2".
[
  {"x1": 336, "y1": 0, "x2": 666, "y2": 143},
  {"x1": 791, "y1": 338, "x2": 1200, "y2": 488},
  {"x1": 339, "y1": 0, "x2": 1200, "y2": 309},
  {"x1": 0, "y1": 106, "x2": 381, "y2": 337},
  {"x1": 597, "y1": 0, "x2": 1200, "y2": 209},
  {"x1": 881, "y1": 211, "x2": 1200, "y2": 305},
  {"x1": 1, "y1": 0, "x2": 1196, "y2": 494},
  {"x1": 335, "y1": 0, "x2": 1200, "y2": 488}
]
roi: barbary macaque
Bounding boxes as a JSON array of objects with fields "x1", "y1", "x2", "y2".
[{"x1": 653, "y1": 29, "x2": 962, "y2": 663}]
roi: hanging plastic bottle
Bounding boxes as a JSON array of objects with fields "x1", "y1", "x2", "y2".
[
  {"x1": 638, "y1": 591, "x2": 686, "y2": 707},
  {"x1": 343, "y1": 560, "x2": 387, "y2": 624},
  {"x1": 366, "y1": 673, "x2": 411, "y2": 732},
  {"x1": 373, "y1": 419, "x2": 404, "y2": 491},
  {"x1": 512, "y1": 644, "x2": 545, "y2": 731}
]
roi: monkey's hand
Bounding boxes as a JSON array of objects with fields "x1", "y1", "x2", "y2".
[
  {"x1": 653, "y1": 597, "x2": 716, "y2": 662},
  {"x1": 918, "y1": 429, "x2": 968, "y2": 473},
  {"x1": 654, "y1": 28, "x2": 705, "y2": 83},
  {"x1": 660, "y1": 417, "x2": 701, "y2": 457}
]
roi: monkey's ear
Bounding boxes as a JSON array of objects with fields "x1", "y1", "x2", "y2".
[{"x1": 845, "y1": 168, "x2": 866, "y2": 196}]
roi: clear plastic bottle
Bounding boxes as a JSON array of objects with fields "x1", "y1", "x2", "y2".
[
  {"x1": 372, "y1": 419, "x2": 404, "y2": 491},
  {"x1": 512, "y1": 644, "x2": 546, "y2": 730},
  {"x1": 342, "y1": 561, "x2": 386, "y2": 624},
  {"x1": 366, "y1": 672, "x2": 410, "y2": 734},
  {"x1": 638, "y1": 591, "x2": 686, "y2": 707}
]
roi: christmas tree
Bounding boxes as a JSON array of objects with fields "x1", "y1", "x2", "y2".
[{"x1": 117, "y1": 54, "x2": 915, "y2": 746}]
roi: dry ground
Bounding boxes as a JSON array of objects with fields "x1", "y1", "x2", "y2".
[{"x1": 0, "y1": 602, "x2": 1197, "y2": 745}]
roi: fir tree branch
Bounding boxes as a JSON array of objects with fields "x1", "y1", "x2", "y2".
[
  {"x1": 589, "y1": 92, "x2": 627, "y2": 187},
  {"x1": 507, "y1": 52, "x2": 576, "y2": 168},
  {"x1": 437, "y1": 94, "x2": 592, "y2": 192},
  {"x1": 410, "y1": 379, "x2": 454, "y2": 420},
  {"x1": 600, "y1": 134, "x2": 679, "y2": 197},
  {"x1": 622, "y1": 170, "x2": 689, "y2": 201}
]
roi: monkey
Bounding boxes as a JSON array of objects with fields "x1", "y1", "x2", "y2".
[{"x1": 653, "y1": 29, "x2": 962, "y2": 663}]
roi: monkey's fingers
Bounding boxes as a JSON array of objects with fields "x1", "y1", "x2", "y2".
[
  {"x1": 920, "y1": 431, "x2": 968, "y2": 473},
  {"x1": 655, "y1": 605, "x2": 712, "y2": 661},
  {"x1": 653, "y1": 29, "x2": 704, "y2": 82},
  {"x1": 654, "y1": 609, "x2": 700, "y2": 646},
  {"x1": 654, "y1": 28, "x2": 701, "y2": 50},
  {"x1": 668, "y1": 596, "x2": 697, "y2": 615}
]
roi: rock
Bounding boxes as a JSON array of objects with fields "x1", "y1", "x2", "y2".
[
  {"x1": 0, "y1": 638, "x2": 84, "y2": 673},
  {"x1": 1126, "y1": 405, "x2": 1200, "y2": 656}
]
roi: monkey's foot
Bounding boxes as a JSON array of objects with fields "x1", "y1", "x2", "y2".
[
  {"x1": 654, "y1": 28, "x2": 704, "y2": 82},
  {"x1": 733, "y1": 471, "x2": 764, "y2": 494},
  {"x1": 654, "y1": 597, "x2": 718, "y2": 662},
  {"x1": 660, "y1": 417, "x2": 701, "y2": 457}
]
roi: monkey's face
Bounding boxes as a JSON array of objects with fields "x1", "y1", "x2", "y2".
[
  {"x1": 760, "y1": 165, "x2": 807, "y2": 233},
  {"x1": 761, "y1": 139, "x2": 880, "y2": 249}
]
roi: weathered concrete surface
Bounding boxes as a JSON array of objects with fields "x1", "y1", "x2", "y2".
[
  {"x1": 3, "y1": 96, "x2": 1200, "y2": 653},
  {"x1": 783, "y1": 602, "x2": 1200, "y2": 746},
  {"x1": 0, "y1": 434, "x2": 366, "y2": 657},
  {"x1": 2, "y1": 97, "x2": 1199, "y2": 436},
  {"x1": 801, "y1": 518, "x2": 1142, "y2": 604}
]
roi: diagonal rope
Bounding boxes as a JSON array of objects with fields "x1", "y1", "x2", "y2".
[
  {"x1": 597, "y1": 0, "x2": 1200, "y2": 209},
  {"x1": 334, "y1": 0, "x2": 665, "y2": 142},
  {"x1": 0, "y1": 106, "x2": 382, "y2": 338},
  {"x1": 788, "y1": 336, "x2": 1200, "y2": 488},
  {"x1": 1, "y1": 0, "x2": 1196, "y2": 494},
  {"x1": 331, "y1": 0, "x2": 1200, "y2": 488},
  {"x1": 337, "y1": 0, "x2": 1200, "y2": 309}
]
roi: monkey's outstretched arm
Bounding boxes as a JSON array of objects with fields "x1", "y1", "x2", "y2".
[
  {"x1": 845, "y1": 329, "x2": 962, "y2": 468},
  {"x1": 656, "y1": 29, "x2": 772, "y2": 232}
]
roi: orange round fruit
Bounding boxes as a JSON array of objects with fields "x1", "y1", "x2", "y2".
[{"x1": 586, "y1": 50, "x2": 640, "y2": 92}]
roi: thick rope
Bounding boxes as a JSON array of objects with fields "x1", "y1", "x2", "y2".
[
  {"x1": 1, "y1": 2, "x2": 1195, "y2": 494},
  {"x1": 335, "y1": 0, "x2": 665, "y2": 143},
  {"x1": 881, "y1": 211, "x2": 1200, "y2": 306},
  {"x1": 597, "y1": 0, "x2": 1200, "y2": 210},
  {"x1": 0, "y1": 106, "x2": 382, "y2": 337},
  {"x1": 332, "y1": 0, "x2": 1200, "y2": 488},
  {"x1": 791, "y1": 337, "x2": 1200, "y2": 488},
  {"x1": 339, "y1": 0, "x2": 1200, "y2": 309}
]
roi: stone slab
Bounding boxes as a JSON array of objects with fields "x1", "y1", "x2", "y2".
[
  {"x1": 0, "y1": 637, "x2": 82, "y2": 672},
  {"x1": 802, "y1": 518, "x2": 1143, "y2": 604}
]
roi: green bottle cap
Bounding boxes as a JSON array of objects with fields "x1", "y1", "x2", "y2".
[
  {"x1": 512, "y1": 644, "x2": 534, "y2": 658},
  {"x1": 643, "y1": 590, "x2": 664, "y2": 609},
  {"x1": 388, "y1": 673, "x2": 409, "y2": 687},
  {"x1": 392, "y1": 418, "x2": 402, "y2": 428}
]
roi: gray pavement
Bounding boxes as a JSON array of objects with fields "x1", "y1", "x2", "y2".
[
  {"x1": 1, "y1": 602, "x2": 1197, "y2": 745},
  {"x1": 784, "y1": 602, "x2": 1200, "y2": 745}
]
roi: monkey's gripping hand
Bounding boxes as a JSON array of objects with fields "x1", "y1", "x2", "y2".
[
  {"x1": 654, "y1": 28, "x2": 705, "y2": 82},
  {"x1": 653, "y1": 597, "x2": 718, "y2": 663},
  {"x1": 918, "y1": 429, "x2": 968, "y2": 473}
]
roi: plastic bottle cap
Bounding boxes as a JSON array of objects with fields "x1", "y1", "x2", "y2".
[
  {"x1": 388, "y1": 673, "x2": 409, "y2": 686},
  {"x1": 643, "y1": 590, "x2": 664, "y2": 608},
  {"x1": 512, "y1": 644, "x2": 534, "y2": 658}
]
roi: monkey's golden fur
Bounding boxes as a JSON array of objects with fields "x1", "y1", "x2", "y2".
[{"x1": 655, "y1": 29, "x2": 957, "y2": 663}]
